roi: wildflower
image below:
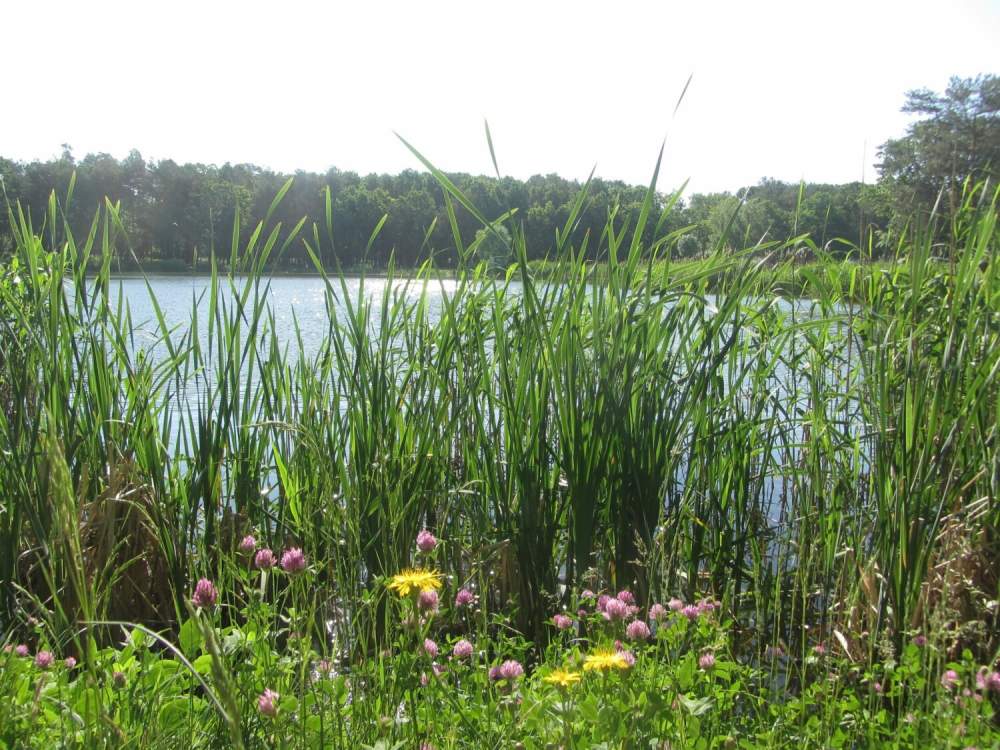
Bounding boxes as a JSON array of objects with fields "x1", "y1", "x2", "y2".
[
  {"x1": 617, "y1": 648, "x2": 636, "y2": 667},
  {"x1": 699, "y1": 651, "x2": 716, "y2": 671},
  {"x1": 112, "y1": 671, "x2": 127, "y2": 689},
  {"x1": 874, "y1": 681, "x2": 884, "y2": 694},
  {"x1": 280, "y1": 547, "x2": 307, "y2": 573},
  {"x1": 192, "y1": 578, "x2": 218, "y2": 609},
  {"x1": 941, "y1": 669, "x2": 960, "y2": 689},
  {"x1": 603, "y1": 598, "x2": 629, "y2": 621},
  {"x1": 581, "y1": 589, "x2": 595, "y2": 599},
  {"x1": 34, "y1": 651, "x2": 54, "y2": 669},
  {"x1": 416, "y1": 529, "x2": 437, "y2": 553},
  {"x1": 453, "y1": 639, "x2": 473, "y2": 659},
  {"x1": 432, "y1": 662, "x2": 447, "y2": 676},
  {"x1": 388, "y1": 568, "x2": 443, "y2": 597},
  {"x1": 417, "y1": 589, "x2": 439, "y2": 613},
  {"x1": 315, "y1": 659, "x2": 335, "y2": 679},
  {"x1": 696, "y1": 598, "x2": 717, "y2": 614},
  {"x1": 912, "y1": 634, "x2": 928, "y2": 647},
  {"x1": 681, "y1": 605, "x2": 700, "y2": 621},
  {"x1": 577, "y1": 608, "x2": 587, "y2": 618},
  {"x1": 596, "y1": 594, "x2": 611, "y2": 613},
  {"x1": 616, "y1": 590, "x2": 635, "y2": 605},
  {"x1": 64, "y1": 656, "x2": 77, "y2": 669},
  {"x1": 813, "y1": 643, "x2": 826, "y2": 656},
  {"x1": 985, "y1": 671, "x2": 1000, "y2": 692},
  {"x1": 258, "y1": 688, "x2": 280, "y2": 718},
  {"x1": 648, "y1": 603, "x2": 667, "y2": 622},
  {"x1": 543, "y1": 669, "x2": 581, "y2": 688},
  {"x1": 254, "y1": 548, "x2": 277, "y2": 569},
  {"x1": 668, "y1": 597, "x2": 684, "y2": 611},
  {"x1": 14, "y1": 644, "x2": 29, "y2": 657},
  {"x1": 498, "y1": 660, "x2": 524, "y2": 680},
  {"x1": 238, "y1": 535, "x2": 256, "y2": 554},
  {"x1": 488, "y1": 665, "x2": 501, "y2": 681},
  {"x1": 454, "y1": 588, "x2": 475, "y2": 607},
  {"x1": 420, "y1": 672, "x2": 430, "y2": 687},
  {"x1": 583, "y1": 649, "x2": 631, "y2": 672},
  {"x1": 626, "y1": 620, "x2": 651, "y2": 641},
  {"x1": 552, "y1": 614, "x2": 573, "y2": 630},
  {"x1": 422, "y1": 638, "x2": 438, "y2": 658}
]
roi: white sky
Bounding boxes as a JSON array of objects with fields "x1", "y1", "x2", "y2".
[{"x1": 4, "y1": 0, "x2": 999, "y2": 194}]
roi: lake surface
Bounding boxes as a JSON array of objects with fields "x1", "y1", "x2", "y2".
[
  {"x1": 109, "y1": 275, "x2": 839, "y2": 408},
  {"x1": 109, "y1": 273, "x2": 845, "y2": 417},
  {"x1": 110, "y1": 274, "x2": 465, "y2": 365}
]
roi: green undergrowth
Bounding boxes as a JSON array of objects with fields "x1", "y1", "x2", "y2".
[{"x1": 2, "y1": 557, "x2": 997, "y2": 748}]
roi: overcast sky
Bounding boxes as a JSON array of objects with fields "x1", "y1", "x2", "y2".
[{"x1": 4, "y1": 0, "x2": 999, "y2": 194}]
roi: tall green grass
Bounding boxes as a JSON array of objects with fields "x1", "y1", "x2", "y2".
[{"x1": 0, "y1": 155, "x2": 996, "y2": 681}]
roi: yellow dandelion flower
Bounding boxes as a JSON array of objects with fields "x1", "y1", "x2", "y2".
[
  {"x1": 543, "y1": 669, "x2": 581, "y2": 688},
  {"x1": 387, "y1": 568, "x2": 442, "y2": 597},
  {"x1": 583, "y1": 649, "x2": 631, "y2": 672}
]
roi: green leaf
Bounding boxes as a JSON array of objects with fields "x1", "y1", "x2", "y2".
[
  {"x1": 158, "y1": 696, "x2": 197, "y2": 731},
  {"x1": 193, "y1": 654, "x2": 214, "y2": 675},
  {"x1": 577, "y1": 694, "x2": 600, "y2": 723},
  {"x1": 146, "y1": 659, "x2": 183, "y2": 684},
  {"x1": 178, "y1": 618, "x2": 204, "y2": 658},
  {"x1": 484, "y1": 119, "x2": 501, "y2": 179}
]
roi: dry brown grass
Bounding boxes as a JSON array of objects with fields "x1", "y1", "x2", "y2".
[{"x1": 79, "y1": 456, "x2": 175, "y2": 629}]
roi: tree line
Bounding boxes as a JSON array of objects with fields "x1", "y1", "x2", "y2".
[
  {"x1": 0, "y1": 152, "x2": 882, "y2": 270},
  {"x1": 1, "y1": 74, "x2": 995, "y2": 270}
]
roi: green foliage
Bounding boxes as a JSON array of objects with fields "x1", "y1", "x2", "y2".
[
  {"x1": 877, "y1": 74, "x2": 1000, "y2": 226},
  {"x1": 471, "y1": 224, "x2": 513, "y2": 271},
  {"x1": 1, "y1": 581, "x2": 996, "y2": 748},
  {"x1": 0, "y1": 151, "x2": 879, "y2": 269}
]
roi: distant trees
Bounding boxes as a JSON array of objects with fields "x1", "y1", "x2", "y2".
[
  {"x1": 473, "y1": 224, "x2": 513, "y2": 270},
  {"x1": 13, "y1": 145, "x2": 960, "y2": 270},
  {"x1": 877, "y1": 74, "x2": 1000, "y2": 223},
  {"x1": 682, "y1": 181, "x2": 874, "y2": 258},
  {"x1": 0, "y1": 152, "x2": 878, "y2": 267}
]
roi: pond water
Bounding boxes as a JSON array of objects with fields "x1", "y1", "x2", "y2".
[
  {"x1": 110, "y1": 274, "x2": 825, "y2": 360},
  {"x1": 108, "y1": 273, "x2": 846, "y2": 423},
  {"x1": 110, "y1": 274, "x2": 464, "y2": 362}
]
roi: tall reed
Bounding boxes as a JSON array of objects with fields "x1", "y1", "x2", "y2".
[{"x1": 0, "y1": 159, "x2": 996, "y2": 678}]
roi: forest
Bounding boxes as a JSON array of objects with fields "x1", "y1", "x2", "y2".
[{"x1": 0, "y1": 150, "x2": 879, "y2": 271}]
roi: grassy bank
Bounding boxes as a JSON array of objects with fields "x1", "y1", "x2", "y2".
[{"x1": 0, "y1": 158, "x2": 997, "y2": 748}]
